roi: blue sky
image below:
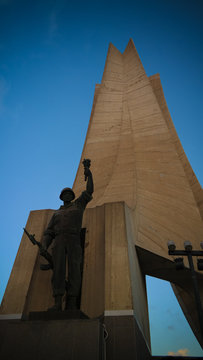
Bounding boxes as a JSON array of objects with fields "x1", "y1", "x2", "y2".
[{"x1": 0, "y1": 0, "x2": 202, "y2": 356}]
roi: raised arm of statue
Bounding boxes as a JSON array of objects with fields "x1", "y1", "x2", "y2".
[
  {"x1": 83, "y1": 158, "x2": 94, "y2": 195},
  {"x1": 85, "y1": 167, "x2": 94, "y2": 195}
]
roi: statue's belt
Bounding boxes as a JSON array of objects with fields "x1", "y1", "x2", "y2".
[{"x1": 55, "y1": 230, "x2": 80, "y2": 236}]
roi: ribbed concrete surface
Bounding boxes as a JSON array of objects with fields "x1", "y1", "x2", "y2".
[
  {"x1": 73, "y1": 39, "x2": 203, "y2": 259},
  {"x1": 73, "y1": 39, "x2": 203, "y2": 346}
]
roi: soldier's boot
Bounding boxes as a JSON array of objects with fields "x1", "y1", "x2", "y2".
[
  {"x1": 65, "y1": 296, "x2": 78, "y2": 310},
  {"x1": 48, "y1": 295, "x2": 62, "y2": 312}
]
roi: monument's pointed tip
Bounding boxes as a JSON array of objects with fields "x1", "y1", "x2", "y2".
[
  {"x1": 108, "y1": 42, "x2": 122, "y2": 55},
  {"x1": 129, "y1": 38, "x2": 135, "y2": 45},
  {"x1": 109, "y1": 41, "x2": 116, "y2": 48},
  {"x1": 124, "y1": 38, "x2": 136, "y2": 53}
]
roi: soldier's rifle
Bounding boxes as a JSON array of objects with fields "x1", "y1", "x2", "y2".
[{"x1": 23, "y1": 227, "x2": 53, "y2": 270}]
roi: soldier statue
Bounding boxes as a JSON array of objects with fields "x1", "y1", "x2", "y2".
[{"x1": 41, "y1": 159, "x2": 93, "y2": 311}]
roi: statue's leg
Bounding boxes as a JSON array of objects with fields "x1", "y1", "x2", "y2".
[
  {"x1": 65, "y1": 239, "x2": 82, "y2": 310},
  {"x1": 49, "y1": 242, "x2": 66, "y2": 311}
]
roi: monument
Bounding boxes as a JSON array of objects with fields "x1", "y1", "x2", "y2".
[{"x1": 0, "y1": 39, "x2": 203, "y2": 359}]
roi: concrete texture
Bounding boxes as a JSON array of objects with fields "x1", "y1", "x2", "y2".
[
  {"x1": 0, "y1": 318, "x2": 104, "y2": 360},
  {"x1": 104, "y1": 315, "x2": 151, "y2": 360},
  {"x1": 0, "y1": 209, "x2": 54, "y2": 315},
  {"x1": 72, "y1": 39, "x2": 203, "y2": 345}
]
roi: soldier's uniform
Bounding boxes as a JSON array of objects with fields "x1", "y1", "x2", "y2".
[{"x1": 43, "y1": 190, "x2": 92, "y2": 298}]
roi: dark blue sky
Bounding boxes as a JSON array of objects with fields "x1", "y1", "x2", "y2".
[{"x1": 0, "y1": 0, "x2": 202, "y2": 356}]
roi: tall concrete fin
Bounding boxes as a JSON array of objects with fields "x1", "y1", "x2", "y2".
[
  {"x1": 73, "y1": 40, "x2": 203, "y2": 346},
  {"x1": 73, "y1": 42, "x2": 124, "y2": 206},
  {"x1": 149, "y1": 73, "x2": 203, "y2": 220}
]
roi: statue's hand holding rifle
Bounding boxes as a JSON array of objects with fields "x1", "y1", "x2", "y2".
[{"x1": 23, "y1": 228, "x2": 53, "y2": 270}]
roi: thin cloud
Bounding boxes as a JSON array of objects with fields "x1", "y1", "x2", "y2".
[
  {"x1": 0, "y1": 76, "x2": 23, "y2": 121},
  {"x1": 47, "y1": 1, "x2": 66, "y2": 42},
  {"x1": 49, "y1": 10, "x2": 58, "y2": 39},
  {"x1": 44, "y1": 10, "x2": 59, "y2": 45},
  {"x1": 168, "y1": 348, "x2": 189, "y2": 356}
]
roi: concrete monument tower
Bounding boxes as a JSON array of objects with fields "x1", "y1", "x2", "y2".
[{"x1": 0, "y1": 39, "x2": 203, "y2": 359}]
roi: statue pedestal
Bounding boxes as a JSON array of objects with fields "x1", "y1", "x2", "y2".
[
  {"x1": 27, "y1": 309, "x2": 89, "y2": 321},
  {"x1": 0, "y1": 316, "x2": 104, "y2": 360}
]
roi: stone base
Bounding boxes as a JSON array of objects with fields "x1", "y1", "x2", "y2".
[
  {"x1": 104, "y1": 315, "x2": 151, "y2": 360},
  {"x1": 0, "y1": 318, "x2": 104, "y2": 360},
  {"x1": 0, "y1": 314, "x2": 198, "y2": 359},
  {"x1": 27, "y1": 309, "x2": 89, "y2": 321}
]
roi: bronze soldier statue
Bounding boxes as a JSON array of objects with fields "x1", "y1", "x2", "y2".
[{"x1": 41, "y1": 159, "x2": 93, "y2": 311}]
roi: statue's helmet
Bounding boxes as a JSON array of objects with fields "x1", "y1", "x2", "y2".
[{"x1": 59, "y1": 187, "x2": 75, "y2": 201}]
